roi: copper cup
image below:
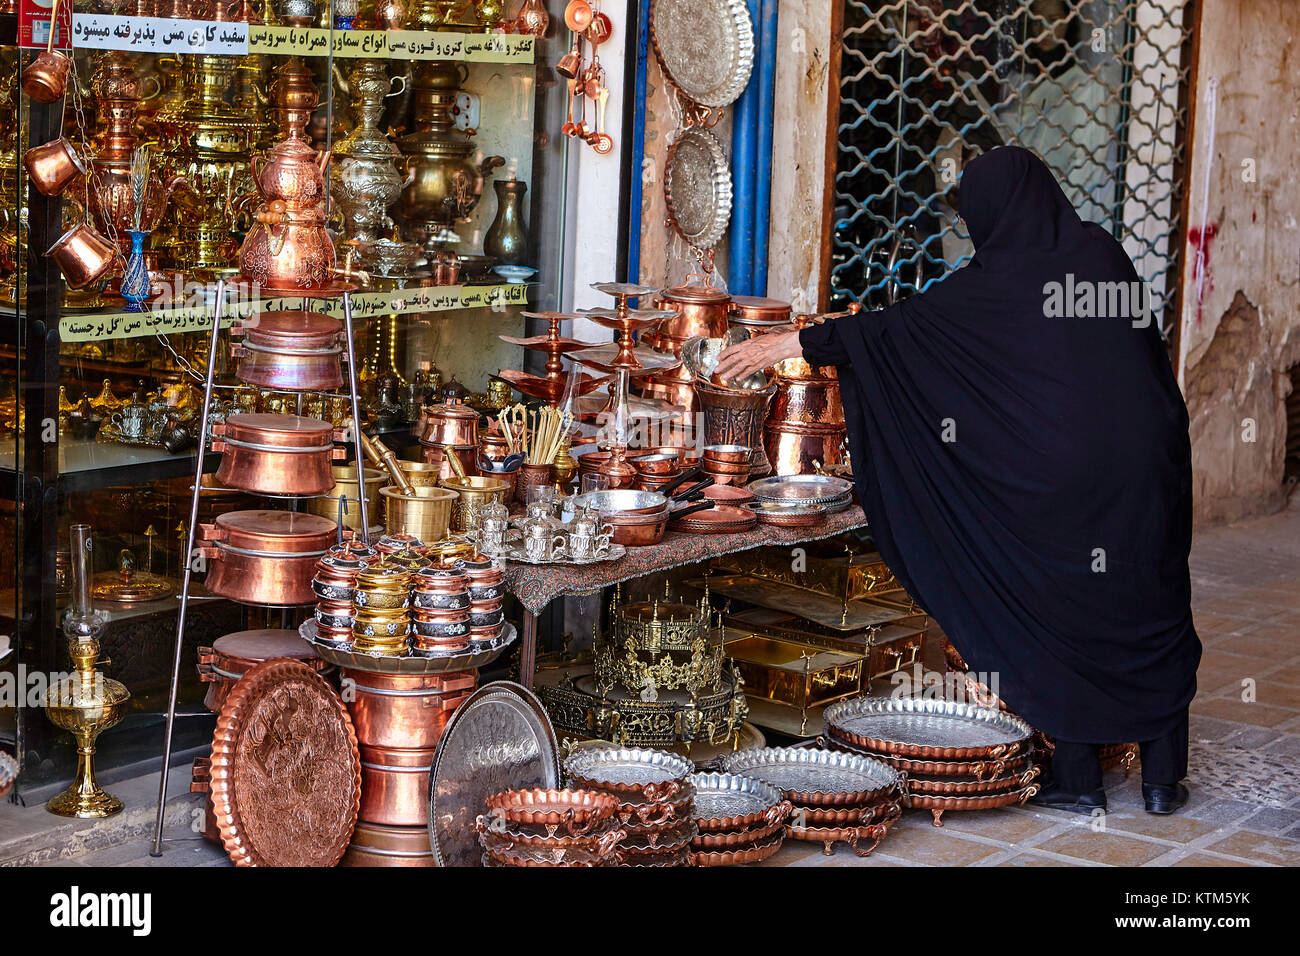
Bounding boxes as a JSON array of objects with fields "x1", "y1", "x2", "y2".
[
  {"x1": 21, "y1": 50, "x2": 71, "y2": 104},
  {"x1": 47, "y1": 223, "x2": 120, "y2": 290},
  {"x1": 24, "y1": 137, "x2": 86, "y2": 197}
]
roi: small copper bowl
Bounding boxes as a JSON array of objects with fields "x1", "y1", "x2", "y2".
[
  {"x1": 703, "y1": 459, "x2": 752, "y2": 476},
  {"x1": 483, "y1": 788, "x2": 620, "y2": 833},
  {"x1": 703, "y1": 444, "x2": 752, "y2": 464},
  {"x1": 630, "y1": 452, "x2": 679, "y2": 475}
]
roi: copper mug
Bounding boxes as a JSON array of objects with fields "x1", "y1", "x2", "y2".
[
  {"x1": 24, "y1": 137, "x2": 86, "y2": 197},
  {"x1": 21, "y1": 49, "x2": 71, "y2": 104},
  {"x1": 47, "y1": 223, "x2": 120, "y2": 290}
]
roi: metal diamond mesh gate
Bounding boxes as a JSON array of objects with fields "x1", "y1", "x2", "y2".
[{"x1": 829, "y1": 0, "x2": 1194, "y2": 336}]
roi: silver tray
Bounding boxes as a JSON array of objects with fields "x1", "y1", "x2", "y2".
[
  {"x1": 664, "y1": 127, "x2": 733, "y2": 250},
  {"x1": 650, "y1": 0, "x2": 754, "y2": 108},
  {"x1": 716, "y1": 746, "x2": 898, "y2": 804},
  {"x1": 301, "y1": 619, "x2": 516, "y2": 675},
  {"x1": 746, "y1": 474, "x2": 853, "y2": 504},
  {"x1": 501, "y1": 543, "x2": 627, "y2": 567},
  {"x1": 823, "y1": 697, "x2": 1033, "y2": 759},
  {"x1": 690, "y1": 772, "x2": 785, "y2": 829},
  {"x1": 564, "y1": 747, "x2": 694, "y2": 792},
  {"x1": 429, "y1": 681, "x2": 560, "y2": 868}
]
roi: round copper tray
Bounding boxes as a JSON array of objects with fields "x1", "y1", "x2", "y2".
[
  {"x1": 717, "y1": 747, "x2": 900, "y2": 807},
  {"x1": 823, "y1": 731, "x2": 1033, "y2": 778},
  {"x1": 691, "y1": 772, "x2": 788, "y2": 832},
  {"x1": 563, "y1": 747, "x2": 694, "y2": 799},
  {"x1": 477, "y1": 816, "x2": 624, "y2": 849},
  {"x1": 743, "y1": 501, "x2": 826, "y2": 527},
  {"x1": 481, "y1": 787, "x2": 620, "y2": 832},
  {"x1": 483, "y1": 843, "x2": 611, "y2": 867},
  {"x1": 791, "y1": 793, "x2": 903, "y2": 827},
  {"x1": 909, "y1": 784, "x2": 1041, "y2": 827},
  {"x1": 670, "y1": 503, "x2": 757, "y2": 534},
  {"x1": 614, "y1": 785, "x2": 698, "y2": 827},
  {"x1": 700, "y1": 483, "x2": 755, "y2": 505},
  {"x1": 691, "y1": 828, "x2": 783, "y2": 867},
  {"x1": 620, "y1": 818, "x2": 699, "y2": 853},
  {"x1": 209, "y1": 658, "x2": 361, "y2": 867},
  {"x1": 691, "y1": 813, "x2": 786, "y2": 849},
  {"x1": 784, "y1": 802, "x2": 903, "y2": 857},
  {"x1": 480, "y1": 824, "x2": 625, "y2": 861},
  {"x1": 824, "y1": 696, "x2": 1033, "y2": 761},
  {"x1": 619, "y1": 845, "x2": 692, "y2": 867},
  {"x1": 906, "y1": 766, "x2": 1040, "y2": 797}
]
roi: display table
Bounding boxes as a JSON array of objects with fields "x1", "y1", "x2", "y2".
[{"x1": 505, "y1": 506, "x2": 870, "y2": 687}]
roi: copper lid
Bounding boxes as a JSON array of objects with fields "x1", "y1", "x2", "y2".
[
  {"x1": 212, "y1": 628, "x2": 315, "y2": 664},
  {"x1": 423, "y1": 401, "x2": 479, "y2": 422},
  {"x1": 212, "y1": 510, "x2": 336, "y2": 552},
  {"x1": 729, "y1": 295, "x2": 792, "y2": 321},
  {"x1": 243, "y1": 310, "x2": 341, "y2": 339},
  {"x1": 661, "y1": 279, "x2": 730, "y2": 305},
  {"x1": 91, "y1": 567, "x2": 175, "y2": 604},
  {"x1": 210, "y1": 659, "x2": 360, "y2": 867},
  {"x1": 220, "y1": 413, "x2": 334, "y2": 448}
]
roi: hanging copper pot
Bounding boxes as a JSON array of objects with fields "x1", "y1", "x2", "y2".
[
  {"x1": 24, "y1": 137, "x2": 86, "y2": 198},
  {"x1": 198, "y1": 510, "x2": 337, "y2": 605},
  {"x1": 196, "y1": 628, "x2": 333, "y2": 713},
  {"x1": 47, "y1": 223, "x2": 120, "y2": 290},
  {"x1": 212, "y1": 413, "x2": 345, "y2": 496},
  {"x1": 230, "y1": 310, "x2": 344, "y2": 390}
]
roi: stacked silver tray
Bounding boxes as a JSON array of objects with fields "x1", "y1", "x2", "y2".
[{"x1": 689, "y1": 772, "x2": 789, "y2": 866}]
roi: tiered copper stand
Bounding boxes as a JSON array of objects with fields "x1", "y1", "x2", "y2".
[{"x1": 496, "y1": 311, "x2": 608, "y2": 405}]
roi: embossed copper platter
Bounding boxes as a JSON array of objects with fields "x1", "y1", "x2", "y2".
[
  {"x1": 716, "y1": 746, "x2": 899, "y2": 806},
  {"x1": 564, "y1": 747, "x2": 695, "y2": 800},
  {"x1": 428, "y1": 682, "x2": 560, "y2": 867},
  {"x1": 691, "y1": 829, "x2": 784, "y2": 867},
  {"x1": 650, "y1": 0, "x2": 754, "y2": 108},
  {"x1": 664, "y1": 127, "x2": 733, "y2": 250},
  {"x1": 690, "y1": 771, "x2": 787, "y2": 832},
  {"x1": 823, "y1": 696, "x2": 1033, "y2": 760},
  {"x1": 209, "y1": 658, "x2": 361, "y2": 867},
  {"x1": 619, "y1": 817, "x2": 698, "y2": 854},
  {"x1": 691, "y1": 815, "x2": 785, "y2": 849},
  {"x1": 612, "y1": 785, "x2": 698, "y2": 827}
]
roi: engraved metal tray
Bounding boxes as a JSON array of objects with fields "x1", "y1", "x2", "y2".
[
  {"x1": 825, "y1": 735, "x2": 1035, "y2": 780},
  {"x1": 716, "y1": 746, "x2": 899, "y2": 806},
  {"x1": 650, "y1": 0, "x2": 754, "y2": 108},
  {"x1": 564, "y1": 747, "x2": 694, "y2": 796},
  {"x1": 428, "y1": 681, "x2": 560, "y2": 867},
  {"x1": 690, "y1": 771, "x2": 787, "y2": 831},
  {"x1": 301, "y1": 619, "x2": 516, "y2": 674},
  {"x1": 664, "y1": 127, "x2": 732, "y2": 250},
  {"x1": 746, "y1": 474, "x2": 853, "y2": 504},
  {"x1": 823, "y1": 696, "x2": 1033, "y2": 760}
]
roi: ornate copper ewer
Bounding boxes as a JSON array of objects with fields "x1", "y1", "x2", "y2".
[{"x1": 332, "y1": 60, "x2": 410, "y2": 251}]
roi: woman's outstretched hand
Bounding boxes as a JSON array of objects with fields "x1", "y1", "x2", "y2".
[{"x1": 714, "y1": 329, "x2": 805, "y2": 382}]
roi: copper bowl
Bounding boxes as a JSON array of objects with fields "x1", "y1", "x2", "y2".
[
  {"x1": 702, "y1": 458, "x2": 752, "y2": 476},
  {"x1": 213, "y1": 413, "x2": 343, "y2": 497},
  {"x1": 483, "y1": 788, "x2": 621, "y2": 833},
  {"x1": 629, "y1": 452, "x2": 680, "y2": 475},
  {"x1": 702, "y1": 444, "x2": 752, "y2": 464}
]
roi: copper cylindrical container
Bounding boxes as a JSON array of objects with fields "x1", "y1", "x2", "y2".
[
  {"x1": 230, "y1": 310, "x2": 344, "y2": 390},
  {"x1": 440, "y1": 476, "x2": 509, "y2": 534},
  {"x1": 341, "y1": 821, "x2": 435, "y2": 867},
  {"x1": 358, "y1": 745, "x2": 435, "y2": 826},
  {"x1": 763, "y1": 356, "x2": 847, "y2": 476},
  {"x1": 47, "y1": 222, "x2": 120, "y2": 290},
  {"x1": 763, "y1": 423, "x2": 848, "y2": 477},
  {"x1": 341, "y1": 668, "x2": 475, "y2": 751},
  {"x1": 381, "y1": 485, "x2": 457, "y2": 541},
  {"x1": 196, "y1": 628, "x2": 331, "y2": 714},
  {"x1": 199, "y1": 510, "x2": 336, "y2": 605},
  {"x1": 213, "y1": 413, "x2": 343, "y2": 496},
  {"x1": 696, "y1": 379, "x2": 777, "y2": 479},
  {"x1": 513, "y1": 462, "x2": 553, "y2": 506},
  {"x1": 648, "y1": 279, "x2": 732, "y2": 349},
  {"x1": 728, "y1": 295, "x2": 792, "y2": 332},
  {"x1": 412, "y1": 566, "x2": 470, "y2": 610},
  {"x1": 308, "y1": 466, "x2": 385, "y2": 532}
]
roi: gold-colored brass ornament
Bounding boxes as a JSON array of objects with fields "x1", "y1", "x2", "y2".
[
  {"x1": 44, "y1": 525, "x2": 131, "y2": 818},
  {"x1": 397, "y1": 62, "x2": 504, "y2": 251}
]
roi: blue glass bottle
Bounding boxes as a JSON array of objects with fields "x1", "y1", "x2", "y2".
[{"x1": 121, "y1": 230, "x2": 150, "y2": 313}]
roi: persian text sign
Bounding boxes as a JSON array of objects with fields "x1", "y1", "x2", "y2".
[{"x1": 71, "y1": 15, "x2": 250, "y2": 55}]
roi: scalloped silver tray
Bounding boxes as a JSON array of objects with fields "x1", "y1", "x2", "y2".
[
  {"x1": 565, "y1": 747, "x2": 695, "y2": 792},
  {"x1": 650, "y1": 0, "x2": 754, "y2": 108},
  {"x1": 823, "y1": 696, "x2": 1033, "y2": 760},
  {"x1": 300, "y1": 619, "x2": 516, "y2": 675},
  {"x1": 664, "y1": 127, "x2": 733, "y2": 250},
  {"x1": 716, "y1": 746, "x2": 899, "y2": 805},
  {"x1": 746, "y1": 474, "x2": 853, "y2": 504},
  {"x1": 690, "y1": 772, "x2": 785, "y2": 831}
]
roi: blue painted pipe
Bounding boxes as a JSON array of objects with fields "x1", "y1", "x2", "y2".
[
  {"x1": 752, "y1": 0, "x2": 778, "y2": 295},
  {"x1": 627, "y1": 0, "x2": 653, "y2": 285},
  {"x1": 728, "y1": 0, "x2": 761, "y2": 295}
]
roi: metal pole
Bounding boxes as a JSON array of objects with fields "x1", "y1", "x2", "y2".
[
  {"x1": 520, "y1": 609, "x2": 538, "y2": 690},
  {"x1": 341, "y1": 291, "x2": 370, "y2": 542},
  {"x1": 150, "y1": 279, "x2": 226, "y2": 857}
]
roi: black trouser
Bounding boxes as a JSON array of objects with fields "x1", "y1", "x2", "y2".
[{"x1": 1051, "y1": 711, "x2": 1189, "y2": 793}]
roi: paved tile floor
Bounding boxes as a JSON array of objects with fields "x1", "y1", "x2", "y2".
[{"x1": 3, "y1": 500, "x2": 1297, "y2": 867}]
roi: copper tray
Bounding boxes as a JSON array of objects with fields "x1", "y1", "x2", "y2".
[
  {"x1": 784, "y1": 801, "x2": 902, "y2": 857},
  {"x1": 691, "y1": 814, "x2": 786, "y2": 849},
  {"x1": 619, "y1": 845, "x2": 692, "y2": 867},
  {"x1": 909, "y1": 784, "x2": 1041, "y2": 827},
  {"x1": 716, "y1": 746, "x2": 899, "y2": 806},
  {"x1": 620, "y1": 818, "x2": 699, "y2": 853},
  {"x1": 825, "y1": 735, "x2": 1035, "y2": 780},
  {"x1": 428, "y1": 682, "x2": 561, "y2": 867},
  {"x1": 823, "y1": 696, "x2": 1033, "y2": 760},
  {"x1": 692, "y1": 829, "x2": 784, "y2": 867},
  {"x1": 209, "y1": 659, "x2": 361, "y2": 867},
  {"x1": 690, "y1": 771, "x2": 787, "y2": 832},
  {"x1": 480, "y1": 787, "x2": 619, "y2": 834},
  {"x1": 743, "y1": 501, "x2": 826, "y2": 528},
  {"x1": 614, "y1": 785, "x2": 698, "y2": 827},
  {"x1": 907, "y1": 766, "x2": 1041, "y2": 796},
  {"x1": 483, "y1": 843, "x2": 610, "y2": 867},
  {"x1": 476, "y1": 816, "x2": 624, "y2": 849},
  {"x1": 790, "y1": 794, "x2": 903, "y2": 827},
  {"x1": 564, "y1": 747, "x2": 694, "y2": 800},
  {"x1": 670, "y1": 504, "x2": 757, "y2": 534},
  {"x1": 480, "y1": 824, "x2": 625, "y2": 860}
]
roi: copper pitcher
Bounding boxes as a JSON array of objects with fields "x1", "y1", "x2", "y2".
[
  {"x1": 24, "y1": 137, "x2": 85, "y2": 197},
  {"x1": 21, "y1": 6, "x2": 71, "y2": 105},
  {"x1": 47, "y1": 223, "x2": 120, "y2": 290}
]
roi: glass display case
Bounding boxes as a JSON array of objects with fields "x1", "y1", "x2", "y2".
[{"x1": 1, "y1": 2, "x2": 571, "y2": 795}]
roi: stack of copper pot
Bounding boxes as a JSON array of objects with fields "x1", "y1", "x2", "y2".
[
  {"x1": 342, "y1": 667, "x2": 478, "y2": 866},
  {"x1": 411, "y1": 565, "x2": 471, "y2": 653},
  {"x1": 190, "y1": 628, "x2": 335, "y2": 844},
  {"x1": 639, "y1": 276, "x2": 732, "y2": 415},
  {"x1": 762, "y1": 313, "x2": 849, "y2": 477},
  {"x1": 313, "y1": 545, "x2": 376, "y2": 644},
  {"x1": 461, "y1": 556, "x2": 506, "y2": 645}
]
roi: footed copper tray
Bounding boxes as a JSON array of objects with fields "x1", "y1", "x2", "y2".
[
  {"x1": 691, "y1": 814, "x2": 786, "y2": 849},
  {"x1": 716, "y1": 746, "x2": 899, "y2": 806},
  {"x1": 825, "y1": 736, "x2": 1035, "y2": 781},
  {"x1": 620, "y1": 818, "x2": 699, "y2": 853},
  {"x1": 909, "y1": 784, "x2": 1041, "y2": 827},
  {"x1": 564, "y1": 747, "x2": 694, "y2": 800},
  {"x1": 790, "y1": 795, "x2": 903, "y2": 827},
  {"x1": 210, "y1": 659, "x2": 361, "y2": 867},
  {"x1": 691, "y1": 772, "x2": 787, "y2": 832},
  {"x1": 480, "y1": 788, "x2": 619, "y2": 834},
  {"x1": 784, "y1": 801, "x2": 902, "y2": 857},
  {"x1": 691, "y1": 829, "x2": 783, "y2": 867},
  {"x1": 613, "y1": 785, "x2": 698, "y2": 827},
  {"x1": 906, "y1": 766, "x2": 1040, "y2": 796},
  {"x1": 823, "y1": 696, "x2": 1033, "y2": 760}
]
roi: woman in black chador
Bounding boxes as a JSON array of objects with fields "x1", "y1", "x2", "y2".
[{"x1": 717, "y1": 146, "x2": 1201, "y2": 815}]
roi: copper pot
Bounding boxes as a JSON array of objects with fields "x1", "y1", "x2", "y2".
[
  {"x1": 199, "y1": 510, "x2": 336, "y2": 605},
  {"x1": 418, "y1": 399, "x2": 480, "y2": 448},
  {"x1": 21, "y1": 49, "x2": 71, "y2": 104},
  {"x1": 606, "y1": 501, "x2": 713, "y2": 546},
  {"x1": 728, "y1": 295, "x2": 792, "y2": 332},
  {"x1": 763, "y1": 423, "x2": 848, "y2": 477},
  {"x1": 197, "y1": 628, "x2": 332, "y2": 713},
  {"x1": 341, "y1": 668, "x2": 475, "y2": 751},
  {"x1": 240, "y1": 207, "x2": 338, "y2": 292},
  {"x1": 47, "y1": 222, "x2": 120, "y2": 290},
  {"x1": 342, "y1": 821, "x2": 434, "y2": 867},
  {"x1": 696, "y1": 379, "x2": 776, "y2": 478},
  {"x1": 358, "y1": 744, "x2": 434, "y2": 826},
  {"x1": 213, "y1": 413, "x2": 344, "y2": 496},
  {"x1": 309, "y1": 466, "x2": 385, "y2": 532},
  {"x1": 24, "y1": 137, "x2": 86, "y2": 197},
  {"x1": 630, "y1": 452, "x2": 679, "y2": 476},
  {"x1": 763, "y1": 346, "x2": 847, "y2": 475},
  {"x1": 230, "y1": 310, "x2": 344, "y2": 390},
  {"x1": 649, "y1": 277, "x2": 732, "y2": 349}
]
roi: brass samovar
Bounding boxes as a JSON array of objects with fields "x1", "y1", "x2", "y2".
[
  {"x1": 332, "y1": 60, "x2": 409, "y2": 250},
  {"x1": 44, "y1": 525, "x2": 131, "y2": 819},
  {"x1": 397, "y1": 62, "x2": 503, "y2": 251}
]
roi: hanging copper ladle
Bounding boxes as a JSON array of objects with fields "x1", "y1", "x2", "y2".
[{"x1": 21, "y1": 0, "x2": 71, "y2": 104}]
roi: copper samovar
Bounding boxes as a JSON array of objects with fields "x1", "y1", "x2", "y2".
[
  {"x1": 397, "y1": 62, "x2": 504, "y2": 250},
  {"x1": 762, "y1": 313, "x2": 848, "y2": 476},
  {"x1": 83, "y1": 52, "x2": 185, "y2": 254},
  {"x1": 332, "y1": 60, "x2": 409, "y2": 250},
  {"x1": 236, "y1": 60, "x2": 337, "y2": 291}
]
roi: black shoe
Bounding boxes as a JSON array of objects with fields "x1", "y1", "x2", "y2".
[
  {"x1": 1142, "y1": 782, "x2": 1189, "y2": 815},
  {"x1": 1028, "y1": 784, "x2": 1107, "y2": 816}
]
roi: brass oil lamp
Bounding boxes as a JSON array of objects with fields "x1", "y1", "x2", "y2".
[
  {"x1": 397, "y1": 62, "x2": 504, "y2": 251},
  {"x1": 44, "y1": 525, "x2": 131, "y2": 819},
  {"x1": 331, "y1": 60, "x2": 409, "y2": 250}
]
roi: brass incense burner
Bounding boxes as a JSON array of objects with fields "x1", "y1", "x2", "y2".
[
  {"x1": 397, "y1": 62, "x2": 504, "y2": 250},
  {"x1": 44, "y1": 525, "x2": 131, "y2": 819}
]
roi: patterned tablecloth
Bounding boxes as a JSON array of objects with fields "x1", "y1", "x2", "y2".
[{"x1": 503, "y1": 506, "x2": 870, "y2": 613}]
